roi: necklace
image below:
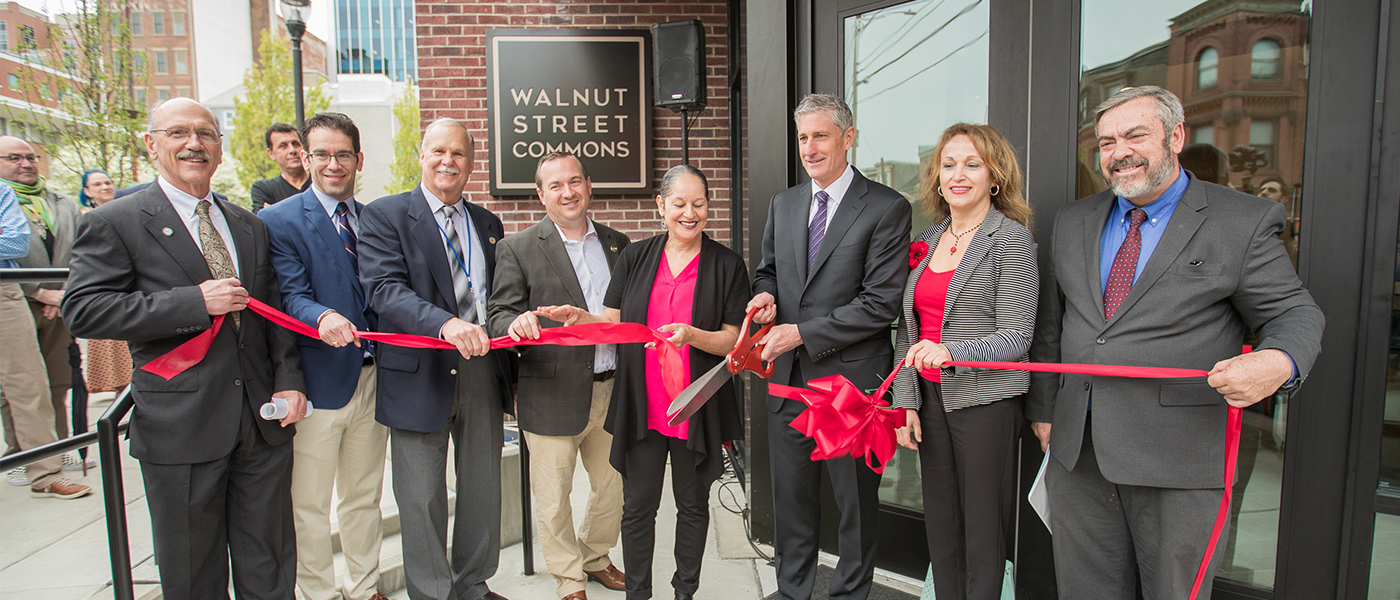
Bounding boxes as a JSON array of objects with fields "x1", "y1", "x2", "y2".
[{"x1": 947, "y1": 220, "x2": 983, "y2": 254}]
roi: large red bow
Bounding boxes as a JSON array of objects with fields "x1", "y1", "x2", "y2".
[
  {"x1": 141, "y1": 297, "x2": 686, "y2": 401},
  {"x1": 767, "y1": 365, "x2": 906, "y2": 473}
]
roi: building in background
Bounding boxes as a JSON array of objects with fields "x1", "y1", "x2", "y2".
[{"x1": 336, "y1": 0, "x2": 415, "y2": 82}]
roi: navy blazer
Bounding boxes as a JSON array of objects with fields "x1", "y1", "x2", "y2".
[
  {"x1": 358, "y1": 187, "x2": 515, "y2": 432},
  {"x1": 262, "y1": 188, "x2": 376, "y2": 410}
]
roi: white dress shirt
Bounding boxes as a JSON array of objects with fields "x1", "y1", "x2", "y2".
[
  {"x1": 312, "y1": 185, "x2": 358, "y2": 232},
  {"x1": 809, "y1": 164, "x2": 856, "y2": 227},
  {"x1": 554, "y1": 220, "x2": 615, "y2": 372},
  {"x1": 159, "y1": 177, "x2": 239, "y2": 278},
  {"x1": 421, "y1": 184, "x2": 488, "y2": 323}
]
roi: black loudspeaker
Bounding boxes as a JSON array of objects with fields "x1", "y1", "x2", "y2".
[{"x1": 652, "y1": 20, "x2": 707, "y2": 111}]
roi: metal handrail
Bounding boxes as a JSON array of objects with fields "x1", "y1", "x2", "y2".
[
  {"x1": 0, "y1": 267, "x2": 70, "y2": 284},
  {"x1": 97, "y1": 388, "x2": 137, "y2": 600}
]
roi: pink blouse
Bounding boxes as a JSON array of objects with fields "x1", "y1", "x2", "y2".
[
  {"x1": 644, "y1": 251, "x2": 700, "y2": 439},
  {"x1": 913, "y1": 267, "x2": 955, "y2": 383}
]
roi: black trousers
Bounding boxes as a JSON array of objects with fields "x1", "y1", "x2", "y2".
[
  {"x1": 140, "y1": 399, "x2": 296, "y2": 600},
  {"x1": 917, "y1": 384, "x2": 1019, "y2": 600},
  {"x1": 621, "y1": 429, "x2": 716, "y2": 600},
  {"x1": 768, "y1": 367, "x2": 882, "y2": 600}
]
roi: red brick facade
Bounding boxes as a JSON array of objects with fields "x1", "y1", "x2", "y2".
[{"x1": 414, "y1": 0, "x2": 732, "y2": 244}]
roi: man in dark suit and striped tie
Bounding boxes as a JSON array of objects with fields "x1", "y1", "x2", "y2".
[
  {"x1": 261, "y1": 112, "x2": 391, "y2": 600},
  {"x1": 358, "y1": 118, "x2": 515, "y2": 600}
]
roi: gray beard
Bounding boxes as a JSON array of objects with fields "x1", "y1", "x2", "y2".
[{"x1": 1106, "y1": 155, "x2": 1175, "y2": 199}]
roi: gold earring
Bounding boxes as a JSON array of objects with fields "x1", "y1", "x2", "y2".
[{"x1": 990, "y1": 184, "x2": 1000, "y2": 196}]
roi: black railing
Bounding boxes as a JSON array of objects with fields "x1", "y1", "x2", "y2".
[{"x1": 0, "y1": 267, "x2": 70, "y2": 284}]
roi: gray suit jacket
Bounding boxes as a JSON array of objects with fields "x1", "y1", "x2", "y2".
[
  {"x1": 62, "y1": 183, "x2": 305, "y2": 464},
  {"x1": 1026, "y1": 174, "x2": 1323, "y2": 489},
  {"x1": 486, "y1": 216, "x2": 629, "y2": 436},
  {"x1": 752, "y1": 168, "x2": 912, "y2": 406},
  {"x1": 891, "y1": 207, "x2": 1039, "y2": 412},
  {"x1": 16, "y1": 188, "x2": 79, "y2": 296}
]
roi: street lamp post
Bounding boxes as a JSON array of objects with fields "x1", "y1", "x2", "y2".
[{"x1": 280, "y1": 0, "x2": 311, "y2": 129}]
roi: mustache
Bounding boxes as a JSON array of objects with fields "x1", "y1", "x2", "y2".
[
  {"x1": 176, "y1": 149, "x2": 211, "y2": 161},
  {"x1": 1105, "y1": 156, "x2": 1147, "y2": 173}
]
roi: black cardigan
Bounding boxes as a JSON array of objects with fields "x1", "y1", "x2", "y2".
[{"x1": 603, "y1": 233, "x2": 751, "y2": 480}]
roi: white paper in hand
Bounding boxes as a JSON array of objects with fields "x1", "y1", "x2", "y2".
[{"x1": 1029, "y1": 449, "x2": 1051, "y2": 534}]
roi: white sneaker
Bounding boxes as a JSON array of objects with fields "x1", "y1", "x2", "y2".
[
  {"x1": 5, "y1": 467, "x2": 26, "y2": 486},
  {"x1": 62, "y1": 453, "x2": 96, "y2": 471}
]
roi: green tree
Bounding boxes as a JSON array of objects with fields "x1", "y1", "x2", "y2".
[
  {"x1": 387, "y1": 82, "x2": 421, "y2": 194},
  {"x1": 5, "y1": 0, "x2": 148, "y2": 192},
  {"x1": 229, "y1": 28, "x2": 329, "y2": 199}
]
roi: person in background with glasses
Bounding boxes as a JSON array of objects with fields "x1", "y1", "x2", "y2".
[
  {"x1": 0, "y1": 136, "x2": 93, "y2": 494},
  {"x1": 252, "y1": 122, "x2": 312, "y2": 214},
  {"x1": 261, "y1": 112, "x2": 392, "y2": 600},
  {"x1": 63, "y1": 98, "x2": 308, "y2": 599}
]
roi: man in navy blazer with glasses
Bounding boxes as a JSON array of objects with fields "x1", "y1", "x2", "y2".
[{"x1": 261, "y1": 111, "x2": 391, "y2": 600}]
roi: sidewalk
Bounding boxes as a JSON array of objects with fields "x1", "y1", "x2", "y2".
[{"x1": 0, "y1": 391, "x2": 920, "y2": 600}]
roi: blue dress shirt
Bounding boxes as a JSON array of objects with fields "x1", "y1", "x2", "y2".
[
  {"x1": 0, "y1": 184, "x2": 31, "y2": 269},
  {"x1": 1099, "y1": 167, "x2": 1187, "y2": 294}
]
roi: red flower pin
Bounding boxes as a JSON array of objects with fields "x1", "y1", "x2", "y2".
[{"x1": 908, "y1": 240, "x2": 929, "y2": 269}]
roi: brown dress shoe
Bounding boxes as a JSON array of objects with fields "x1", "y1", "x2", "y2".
[
  {"x1": 368, "y1": 594, "x2": 391, "y2": 600},
  {"x1": 31, "y1": 478, "x2": 91, "y2": 500},
  {"x1": 584, "y1": 564, "x2": 626, "y2": 591},
  {"x1": 562, "y1": 592, "x2": 587, "y2": 600}
]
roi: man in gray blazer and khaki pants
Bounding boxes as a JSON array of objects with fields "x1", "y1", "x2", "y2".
[
  {"x1": 487, "y1": 152, "x2": 629, "y2": 600},
  {"x1": 1027, "y1": 86, "x2": 1324, "y2": 599}
]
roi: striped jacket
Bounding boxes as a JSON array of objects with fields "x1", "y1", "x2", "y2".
[{"x1": 891, "y1": 207, "x2": 1039, "y2": 412}]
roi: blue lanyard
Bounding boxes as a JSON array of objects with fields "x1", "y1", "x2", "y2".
[{"x1": 435, "y1": 211, "x2": 473, "y2": 291}]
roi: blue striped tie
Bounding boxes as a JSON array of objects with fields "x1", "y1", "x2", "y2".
[
  {"x1": 334, "y1": 202, "x2": 359, "y2": 275},
  {"x1": 807, "y1": 190, "x2": 830, "y2": 273}
]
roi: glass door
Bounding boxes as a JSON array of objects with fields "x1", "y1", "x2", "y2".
[{"x1": 812, "y1": 0, "x2": 1004, "y2": 579}]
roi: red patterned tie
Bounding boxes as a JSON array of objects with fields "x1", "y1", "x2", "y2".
[{"x1": 1103, "y1": 208, "x2": 1147, "y2": 320}]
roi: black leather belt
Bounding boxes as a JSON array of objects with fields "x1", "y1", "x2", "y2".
[
  {"x1": 363, "y1": 355, "x2": 375, "y2": 367},
  {"x1": 593, "y1": 370, "x2": 616, "y2": 382}
]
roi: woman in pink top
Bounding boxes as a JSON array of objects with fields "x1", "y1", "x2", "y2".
[
  {"x1": 890, "y1": 124, "x2": 1038, "y2": 600},
  {"x1": 541, "y1": 165, "x2": 750, "y2": 600}
]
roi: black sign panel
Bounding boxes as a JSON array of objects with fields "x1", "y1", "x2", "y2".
[{"x1": 486, "y1": 29, "x2": 653, "y2": 196}]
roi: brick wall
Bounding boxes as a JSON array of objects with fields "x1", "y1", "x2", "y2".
[{"x1": 414, "y1": 0, "x2": 732, "y2": 244}]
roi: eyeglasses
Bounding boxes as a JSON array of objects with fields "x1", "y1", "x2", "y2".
[
  {"x1": 150, "y1": 128, "x2": 223, "y2": 145},
  {"x1": 307, "y1": 152, "x2": 358, "y2": 165},
  {"x1": 1, "y1": 154, "x2": 41, "y2": 165}
]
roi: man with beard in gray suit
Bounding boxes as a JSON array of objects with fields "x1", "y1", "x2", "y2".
[{"x1": 1026, "y1": 85, "x2": 1324, "y2": 599}]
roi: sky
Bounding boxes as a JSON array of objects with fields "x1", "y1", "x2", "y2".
[{"x1": 10, "y1": 0, "x2": 336, "y2": 46}]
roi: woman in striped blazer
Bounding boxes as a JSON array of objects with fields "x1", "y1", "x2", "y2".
[{"x1": 891, "y1": 123, "x2": 1038, "y2": 600}]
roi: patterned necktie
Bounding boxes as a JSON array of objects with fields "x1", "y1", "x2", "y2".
[
  {"x1": 195, "y1": 200, "x2": 239, "y2": 329},
  {"x1": 334, "y1": 201, "x2": 359, "y2": 275},
  {"x1": 807, "y1": 190, "x2": 830, "y2": 273},
  {"x1": 440, "y1": 204, "x2": 476, "y2": 324},
  {"x1": 1103, "y1": 208, "x2": 1148, "y2": 321}
]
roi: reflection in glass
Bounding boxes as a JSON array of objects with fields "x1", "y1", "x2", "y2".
[
  {"x1": 844, "y1": 0, "x2": 989, "y2": 248},
  {"x1": 843, "y1": 0, "x2": 989, "y2": 509},
  {"x1": 1078, "y1": 0, "x2": 1312, "y2": 590},
  {"x1": 1373, "y1": 204, "x2": 1400, "y2": 597}
]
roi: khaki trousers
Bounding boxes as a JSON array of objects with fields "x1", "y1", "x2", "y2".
[
  {"x1": 522, "y1": 379, "x2": 624, "y2": 597},
  {"x1": 0, "y1": 283, "x2": 61, "y2": 487},
  {"x1": 291, "y1": 365, "x2": 389, "y2": 600}
]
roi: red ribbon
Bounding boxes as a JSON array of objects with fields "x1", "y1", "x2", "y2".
[
  {"x1": 140, "y1": 297, "x2": 686, "y2": 401},
  {"x1": 773, "y1": 357, "x2": 1240, "y2": 600}
]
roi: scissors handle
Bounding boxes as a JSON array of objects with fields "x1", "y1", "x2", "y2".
[{"x1": 726, "y1": 307, "x2": 774, "y2": 378}]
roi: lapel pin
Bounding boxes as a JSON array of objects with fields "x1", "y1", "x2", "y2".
[
  {"x1": 610, "y1": 245, "x2": 618, "y2": 253},
  {"x1": 162, "y1": 227, "x2": 173, "y2": 236},
  {"x1": 488, "y1": 236, "x2": 497, "y2": 244}
]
